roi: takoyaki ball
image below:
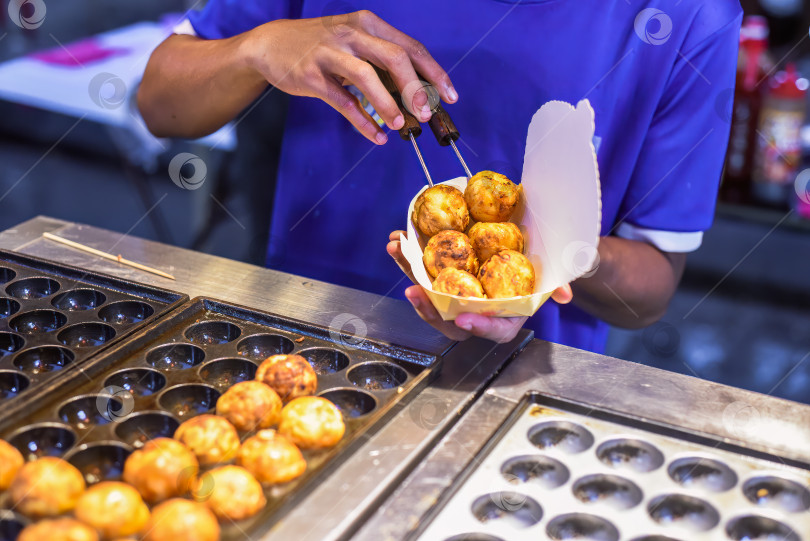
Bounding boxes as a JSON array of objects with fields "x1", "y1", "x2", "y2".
[
  {"x1": 0, "y1": 439, "x2": 23, "y2": 490},
  {"x1": 278, "y1": 396, "x2": 345, "y2": 450},
  {"x1": 10, "y1": 457, "x2": 85, "y2": 518},
  {"x1": 143, "y1": 499, "x2": 220, "y2": 541},
  {"x1": 192, "y1": 465, "x2": 266, "y2": 522},
  {"x1": 237, "y1": 430, "x2": 306, "y2": 485},
  {"x1": 174, "y1": 414, "x2": 240, "y2": 466},
  {"x1": 422, "y1": 230, "x2": 479, "y2": 279},
  {"x1": 122, "y1": 437, "x2": 198, "y2": 504},
  {"x1": 468, "y1": 222, "x2": 524, "y2": 263},
  {"x1": 412, "y1": 185, "x2": 470, "y2": 237},
  {"x1": 464, "y1": 171, "x2": 520, "y2": 223},
  {"x1": 432, "y1": 268, "x2": 486, "y2": 299},
  {"x1": 216, "y1": 380, "x2": 282, "y2": 432},
  {"x1": 255, "y1": 354, "x2": 317, "y2": 402},
  {"x1": 18, "y1": 518, "x2": 99, "y2": 541},
  {"x1": 75, "y1": 481, "x2": 149, "y2": 539},
  {"x1": 478, "y1": 250, "x2": 536, "y2": 298}
]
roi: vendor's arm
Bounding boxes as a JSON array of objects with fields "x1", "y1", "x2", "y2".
[
  {"x1": 570, "y1": 237, "x2": 685, "y2": 329},
  {"x1": 138, "y1": 11, "x2": 457, "y2": 142}
]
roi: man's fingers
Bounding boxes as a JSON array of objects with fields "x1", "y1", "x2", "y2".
[
  {"x1": 455, "y1": 313, "x2": 527, "y2": 344},
  {"x1": 405, "y1": 286, "x2": 471, "y2": 341},
  {"x1": 347, "y1": 34, "x2": 431, "y2": 122},
  {"x1": 318, "y1": 79, "x2": 388, "y2": 144},
  {"x1": 551, "y1": 284, "x2": 573, "y2": 304},
  {"x1": 389, "y1": 230, "x2": 405, "y2": 242},
  {"x1": 386, "y1": 239, "x2": 416, "y2": 283},
  {"x1": 323, "y1": 52, "x2": 404, "y2": 131},
  {"x1": 356, "y1": 10, "x2": 456, "y2": 104}
]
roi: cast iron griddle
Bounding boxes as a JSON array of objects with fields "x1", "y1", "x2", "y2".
[
  {"x1": 0, "y1": 297, "x2": 439, "y2": 540},
  {"x1": 0, "y1": 249, "x2": 186, "y2": 409}
]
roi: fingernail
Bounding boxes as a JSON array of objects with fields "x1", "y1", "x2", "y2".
[
  {"x1": 447, "y1": 85, "x2": 458, "y2": 102},
  {"x1": 376, "y1": 131, "x2": 388, "y2": 144},
  {"x1": 458, "y1": 321, "x2": 472, "y2": 331},
  {"x1": 392, "y1": 115, "x2": 404, "y2": 130}
]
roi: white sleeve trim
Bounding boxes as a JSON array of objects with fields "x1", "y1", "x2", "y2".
[
  {"x1": 172, "y1": 19, "x2": 198, "y2": 37},
  {"x1": 615, "y1": 222, "x2": 704, "y2": 253}
]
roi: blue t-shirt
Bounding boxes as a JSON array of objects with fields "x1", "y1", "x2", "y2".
[{"x1": 186, "y1": 0, "x2": 742, "y2": 353}]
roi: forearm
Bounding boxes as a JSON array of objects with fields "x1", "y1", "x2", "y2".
[
  {"x1": 571, "y1": 236, "x2": 685, "y2": 328},
  {"x1": 138, "y1": 33, "x2": 268, "y2": 139}
]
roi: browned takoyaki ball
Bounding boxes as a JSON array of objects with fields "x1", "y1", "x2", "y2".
[
  {"x1": 432, "y1": 268, "x2": 486, "y2": 298},
  {"x1": 18, "y1": 518, "x2": 99, "y2": 541},
  {"x1": 278, "y1": 396, "x2": 345, "y2": 450},
  {"x1": 477, "y1": 250, "x2": 536, "y2": 298},
  {"x1": 74, "y1": 481, "x2": 150, "y2": 539},
  {"x1": 216, "y1": 380, "x2": 283, "y2": 432},
  {"x1": 237, "y1": 429, "x2": 306, "y2": 485},
  {"x1": 0, "y1": 439, "x2": 23, "y2": 490},
  {"x1": 422, "y1": 230, "x2": 479, "y2": 279},
  {"x1": 412, "y1": 185, "x2": 470, "y2": 237},
  {"x1": 464, "y1": 171, "x2": 520, "y2": 223},
  {"x1": 122, "y1": 437, "x2": 199, "y2": 504},
  {"x1": 255, "y1": 354, "x2": 318, "y2": 402},
  {"x1": 191, "y1": 465, "x2": 266, "y2": 521},
  {"x1": 467, "y1": 222, "x2": 525, "y2": 263},
  {"x1": 174, "y1": 414, "x2": 240, "y2": 466},
  {"x1": 9, "y1": 457, "x2": 85, "y2": 519},
  {"x1": 142, "y1": 499, "x2": 220, "y2": 541}
]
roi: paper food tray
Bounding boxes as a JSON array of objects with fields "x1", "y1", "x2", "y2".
[{"x1": 401, "y1": 99, "x2": 602, "y2": 320}]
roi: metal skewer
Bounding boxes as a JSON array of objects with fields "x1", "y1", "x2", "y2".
[
  {"x1": 449, "y1": 139, "x2": 472, "y2": 179},
  {"x1": 409, "y1": 132, "x2": 433, "y2": 186}
]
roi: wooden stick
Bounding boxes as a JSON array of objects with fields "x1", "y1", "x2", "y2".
[{"x1": 42, "y1": 232, "x2": 176, "y2": 280}]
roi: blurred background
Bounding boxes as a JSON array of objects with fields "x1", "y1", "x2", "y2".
[{"x1": 0, "y1": 0, "x2": 808, "y2": 405}]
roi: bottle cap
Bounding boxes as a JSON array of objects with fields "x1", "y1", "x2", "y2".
[{"x1": 740, "y1": 15, "x2": 769, "y2": 43}]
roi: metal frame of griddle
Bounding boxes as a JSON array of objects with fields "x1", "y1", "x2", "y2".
[{"x1": 353, "y1": 339, "x2": 810, "y2": 540}]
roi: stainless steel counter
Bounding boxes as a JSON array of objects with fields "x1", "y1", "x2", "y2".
[{"x1": 4, "y1": 217, "x2": 809, "y2": 540}]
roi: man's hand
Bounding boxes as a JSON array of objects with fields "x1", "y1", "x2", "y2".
[
  {"x1": 242, "y1": 11, "x2": 456, "y2": 144},
  {"x1": 387, "y1": 231, "x2": 573, "y2": 344},
  {"x1": 139, "y1": 10, "x2": 456, "y2": 141}
]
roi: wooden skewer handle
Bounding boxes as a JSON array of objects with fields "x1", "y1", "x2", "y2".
[{"x1": 42, "y1": 232, "x2": 175, "y2": 280}]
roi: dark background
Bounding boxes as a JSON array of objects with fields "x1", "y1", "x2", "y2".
[{"x1": 1, "y1": 0, "x2": 809, "y2": 406}]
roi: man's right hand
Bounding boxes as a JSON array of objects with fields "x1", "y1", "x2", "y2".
[
  {"x1": 242, "y1": 11, "x2": 457, "y2": 144},
  {"x1": 138, "y1": 10, "x2": 456, "y2": 142}
]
